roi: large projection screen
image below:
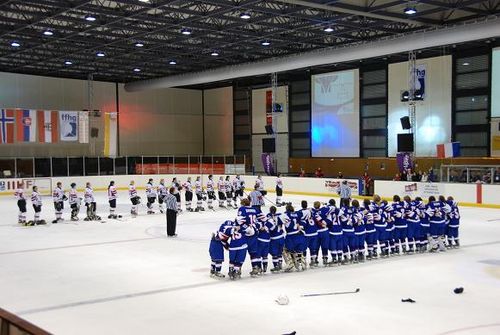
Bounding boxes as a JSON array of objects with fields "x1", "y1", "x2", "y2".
[{"x1": 311, "y1": 69, "x2": 360, "y2": 157}]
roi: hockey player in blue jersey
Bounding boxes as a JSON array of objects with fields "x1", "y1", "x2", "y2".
[
  {"x1": 403, "y1": 196, "x2": 420, "y2": 253},
  {"x1": 283, "y1": 204, "x2": 306, "y2": 272},
  {"x1": 228, "y1": 219, "x2": 256, "y2": 280},
  {"x1": 392, "y1": 195, "x2": 407, "y2": 254},
  {"x1": 372, "y1": 195, "x2": 387, "y2": 258},
  {"x1": 257, "y1": 211, "x2": 274, "y2": 274},
  {"x1": 237, "y1": 198, "x2": 263, "y2": 277},
  {"x1": 298, "y1": 200, "x2": 319, "y2": 268},
  {"x1": 339, "y1": 198, "x2": 357, "y2": 264},
  {"x1": 351, "y1": 200, "x2": 365, "y2": 263},
  {"x1": 209, "y1": 220, "x2": 233, "y2": 279},
  {"x1": 382, "y1": 200, "x2": 396, "y2": 257},
  {"x1": 415, "y1": 197, "x2": 429, "y2": 253},
  {"x1": 446, "y1": 196, "x2": 460, "y2": 248},
  {"x1": 268, "y1": 206, "x2": 285, "y2": 272},
  {"x1": 325, "y1": 199, "x2": 343, "y2": 265},
  {"x1": 362, "y1": 199, "x2": 376, "y2": 260},
  {"x1": 426, "y1": 195, "x2": 451, "y2": 252},
  {"x1": 312, "y1": 201, "x2": 331, "y2": 266}
]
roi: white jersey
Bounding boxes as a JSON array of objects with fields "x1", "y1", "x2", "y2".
[
  {"x1": 69, "y1": 188, "x2": 79, "y2": 205},
  {"x1": 52, "y1": 187, "x2": 64, "y2": 202},
  {"x1": 171, "y1": 182, "x2": 180, "y2": 195},
  {"x1": 256, "y1": 178, "x2": 264, "y2": 191},
  {"x1": 195, "y1": 180, "x2": 202, "y2": 193},
  {"x1": 249, "y1": 190, "x2": 264, "y2": 206},
  {"x1": 217, "y1": 180, "x2": 226, "y2": 192},
  {"x1": 236, "y1": 177, "x2": 245, "y2": 190},
  {"x1": 129, "y1": 184, "x2": 138, "y2": 199},
  {"x1": 146, "y1": 182, "x2": 156, "y2": 198},
  {"x1": 224, "y1": 180, "x2": 232, "y2": 192},
  {"x1": 15, "y1": 188, "x2": 26, "y2": 200},
  {"x1": 31, "y1": 191, "x2": 42, "y2": 206},
  {"x1": 84, "y1": 187, "x2": 95, "y2": 204},
  {"x1": 276, "y1": 178, "x2": 283, "y2": 189},
  {"x1": 206, "y1": 179, "x2": 215, "y2": 192},
  {"x1": 108, "y1": 185, "x2": 117, "y2": 200},
  {"x1": 183, "y1": 181, "x2": 193, "y2": 193},
  {"x1": 157, "y1": 183, "x2": 167, "y2": 198}
]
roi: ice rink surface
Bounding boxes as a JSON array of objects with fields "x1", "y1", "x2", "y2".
[{"x1": 1, "y1": 191, "x2": 500, "y2": 335}]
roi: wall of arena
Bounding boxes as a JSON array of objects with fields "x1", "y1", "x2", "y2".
[{"x1": 1, "y1": 174, "x2": 498, "y2": 208}]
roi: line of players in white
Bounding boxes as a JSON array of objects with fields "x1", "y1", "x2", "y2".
[
  {"x1": 14, "y1": 175, "x2": 278, "y2": 225},
  {"x1": 209, "y1": 193, "x2": 461, "y2": 280}
]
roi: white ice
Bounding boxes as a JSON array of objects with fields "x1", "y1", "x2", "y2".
[{"x1": 1, "y1": 191, "x2": 500, "y2": 335}]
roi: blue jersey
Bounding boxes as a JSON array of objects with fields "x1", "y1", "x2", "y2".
[
  {"x1": 426, "y1": 201, "x2": 451, "y2": 224},
  {"x1": 214, "y1": 220, "x2": 233, "y2": 243},
  {"x1": 237, "y1": 206, "x2": 261, "y2": 237},
  {"x1": 391, "y1": 201, "x2": 406, "y2": 227},
  {"x1": 312, "y1": 206, "x2": 331, "y2": 233},
  {"x1": 416, "y1": 200, "x2": 428, "y2": 226},
  {"x1": 361, "y1": 207, "x2": 375, "y2": 233},
  {"x1": 257, "y1": 217, "x2": 274, "y2": 242},
  {"x1": 297, "y1": 208, "x2": 317, "y2": 236},
  {"x1": 370, "y1": 202, "x2": 386, "y2": 228},
  {"x1": 405, "y1": 201, "x2": 421, "y2": 224},
  {"x1": 447, "y1": 201, "x2": 460, "y2": 227},
  {"x1": 339, "y1": 206, "x2": 355, "y2": 233},
  {"x1": 268, "y1": 212, "x2": 285, "y2": 239},
  {"x1": 283, "y1": 211, "x2": 301, "y2": 235},
  {"x1": 352, "y1": 208, "x2": 365, "y2": 234}
]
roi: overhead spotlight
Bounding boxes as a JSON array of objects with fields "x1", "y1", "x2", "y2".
[
  {"x1": 135, "y1": 42, "x2": 144, "y2": 47},
  {"x1": 96, "y1": 51, "x2": 105, "y2": 57},
  {"x1": 64, "y1": 60, "x2": 73, "y2": 65},
  {"x1": 404, "y1": 6, "x2": 417, "y2": 15},
  {"x1": 323, "y1": 26, "x2": 334, "y2": 33},
  {"x1": 10, "y1": 41, "x2": 21, "y2": 47},
  {"x1": 133, "y1": 68, "x2": 141, "y2": 72},
  {"x1": 261, "y1": 40, "x2": 271, "y2": 46},
  {"x1": 43, "y1": 30, "x2": 54, "y2": 36},
  {"x1": 240, "y1": 12, "x2": 251, "y2": 20},
  {"x1": 85, "y1": 14, "x2": 97, "y2": 22},
  {"x1": 462, "y1": 61, "x2": 470, "y2": 66},
  {"x1": 138, "y1": 0, "x2": 150, "y2": 2},
  {"x1": 169, "y1": 60, "x2": 177, "y2": 65},
  {"x1": 210, "y1": 51, "x2": 219, "y2": 56},
  {"x1": 181, "y1": 28, "x2": 192, "y2": 35}
]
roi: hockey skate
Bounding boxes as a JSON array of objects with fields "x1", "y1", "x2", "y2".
[
  {"x1": 322, "y1": 256, "x2": 329, "y2": 267},
  {"x1": 71, "y1": 216, "x2": 79, "y2": 221},
  {"x1": 35, "y1": 220, "x2": 47, "y2": 225},
  {"x1": 52, "y1": 219, "x2": 58, "y2": 224},
  {"x1": 270, "y1": 264, "x2": 282, "y2": 273},
  {"x1": 295, "y1": 253, "x2": 306, "y2": 271},
  {"x1": 453, "y1": 241, "x2": 460, "y2": 248},
  {"x1": 212, "y1": 271, "x2": 225, "y2": 279},
  {"x1": 249, "y1": 267, "x2": 261, "y2": 278},
  {"x1": 228, "y1": 268, "x2": 235, "y2": 280}
]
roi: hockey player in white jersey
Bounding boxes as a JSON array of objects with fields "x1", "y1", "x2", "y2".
[
  {"x1": 224, "y1": 176, "x2": 237, "y2": 209},
  {"x1": 157, "y1": 179, "x2": 167, "y2": 213},
  {"x1": 107, "y1": 181, "x2": 118, "y2": 219},
  {"x1": 276, "y1": 173, "x2": 284, "y2": 206},
  {"x1": 233, "y1": 175, "x2": 245, "y2": 202},
  {"x1": 183, "y1": 177, "x2": 194, "y2": 212},
  {"x1": 206, "y1": 175, "x2": 216, "y2": 210},
  {"x1": 129, "y1": 180, "x2": 140, "y2": 217},
  {"x1": 84, "y1": 182, "x2": 100, "y2": 221},
  {"x1": 52, "y1": 182, "x2": 66, "y2": 223},
  {"x1": 194, "y1": 176, "x2": 205, "y2": 212},
  {"x1": 256, "y1": 175, "x2": 266, "y2": 196},
  {"x1": 146, "y1": 178, "x2": 157, "y2": 214},
  {"x1": 172, "y1": 178, "x2": 182, "y2": 212},
  {"x1": 217, "y1": 176, "x2": 226, "y2": 208},
  {"x1": 29, "y1": 186, "x2": 46, "y2": 226},
  {"x1": 68, "y1": 183, "x2": 81, "y2": 221},
  {"x1": 14, "y1": 184, "x2": 27, "y2": 225}
]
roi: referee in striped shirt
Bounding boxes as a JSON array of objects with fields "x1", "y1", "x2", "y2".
[{"x1": 164, "y1": 187, "x2": 178, "y2": 237}]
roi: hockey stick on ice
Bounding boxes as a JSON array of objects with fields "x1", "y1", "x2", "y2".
[{"x1": 301, "y1": 288, "x2": 360, "y2": 297}]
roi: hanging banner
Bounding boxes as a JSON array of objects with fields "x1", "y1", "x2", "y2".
[
  {"x1": 261, "y1": 153, "x2": 275, "y2": 176},
  {"x1": 59, "y1": 111, "x2": 79, "y2": 142},
  {"x1": 37, "y1": 110, "x2": 58, "y2": 143},
  {"x1": 16, "y1": 109, "x2": 37, "y2": 142},
  {"x1": 79, "y1": 111, "x2": 89, "y2": 144},
  {"x1": 266, "y1": 90, "x2": 273, "y2": 125},
  {"x1": 104, "y1": 112, "x2": 118, "y2": 157},
  {"x1": 0, "y1": 109, "x2": 15, "y2": 144},
  {"x1": 396, "y1": 152, "x2": 413, "y2": 173}
]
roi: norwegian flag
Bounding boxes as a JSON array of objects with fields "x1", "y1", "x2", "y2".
[
  {"x1": 0, "y1": 109, "x2": 15, "y2": 144},
  {"x1": 16, "y1": 109, "x2": 37, "y2": 142}
]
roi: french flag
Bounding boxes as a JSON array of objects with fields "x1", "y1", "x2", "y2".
[
  {"x1": 37, "y1": 110, "x2": 58, "y2": 143},
  {"x1": 437, "y1": 142, "x2": 461, "y2": 158},
  {"x1": 16, "y1": 109, "x2": 37, "y2": 142}
]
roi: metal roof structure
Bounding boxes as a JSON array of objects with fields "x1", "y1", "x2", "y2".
[{"x1": 0, "y1": 0, "x2": 498, "y2": 83}]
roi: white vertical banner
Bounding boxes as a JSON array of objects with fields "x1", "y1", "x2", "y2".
[
  {"x1": 78, "y1": 111, "x2": 89, "y2": 143},
  {"x1": 59, "y1": 111, "x2": 79, "y2": 142},
  {"x1": 104, "y1": 112, "x2": 118, "y2": 157}
]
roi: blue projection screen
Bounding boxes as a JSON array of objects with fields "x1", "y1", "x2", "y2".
[{"x1": 311, "y1": 69, "x2": 360, "y2": 157}]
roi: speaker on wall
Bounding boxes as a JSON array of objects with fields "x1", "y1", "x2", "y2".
[
  {"x1": 397, "y1": 133, "x2": 414, "y2": 152},
  {"x1": 400, "y1": 116, "x2": 411, "y2": 130},
  {"x1": 264, "y1": 124, "x2": 274, "y2": 135},
  {"x1": 262, "y1": 138, "x2": 276, "y2": 153}
]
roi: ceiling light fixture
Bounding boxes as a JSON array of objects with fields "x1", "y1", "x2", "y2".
[
  {"x1": 210, "y1": 51, "x2": 219, "y2": 56},
  {"x1": 240, "y1": 13, "x2": 251, "y2": 20},
  {"x1": 85, "y1": 14, "x2": 97, "y2": 22},
  {"x1": 135, "y1": 42, "x2": 144, "y2": 47},
  {"x1": 404, "y1": 6, "x2": 417, "y2": 15},
  {"x1": 462, "y1": 62, "x2": 470, "y2": 66},
  {"x1": 96, "y1": 51, "x2": 105, "y2": 57},
  {"x1": 64, "y1": 60, "x2": 73, "y2": 65},
  {"x1": 323, "y1": 27, "x2": 334, "y2": 33},
  {"x1": 43, "y1": 30, "x2": 54, "y2": 36},
  {"x1": 181, "y1": 28, "x2": 192, "y2": 35},
  {"x1": 133, "y1": 68, "x2": 141, "y2": 72},
  {"x1": 261, "y1": 40, "x2": 271, "y2": 46},
  {"x1": 169, "y1": 60, "x2": 177, "y2": 65},
  {"x1": 10, "y1": 41, "x2": 20, "y2": 47}
]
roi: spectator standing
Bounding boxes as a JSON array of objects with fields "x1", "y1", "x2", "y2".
[
  {"x1": 299, "y1": 168, "x2": 306, "y2": 177},
  {"x1": 362, "y1": 172, "x2": 372, "y2": 196},
  {"x1": 315, "y1": 168, "x2": 324, "y2": 178}
]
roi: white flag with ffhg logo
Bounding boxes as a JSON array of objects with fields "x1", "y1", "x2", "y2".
[{"x1": 59, "y1": 111, "x2": 79, "y2": 141}]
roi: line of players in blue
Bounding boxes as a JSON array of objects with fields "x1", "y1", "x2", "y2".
[{"x1": 209, "y1": 194, "x2": 461, "y2": 280}]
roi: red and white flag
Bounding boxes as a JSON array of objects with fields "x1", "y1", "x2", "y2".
[
  {"x1": 16, "y1": 109, "x2": 37, "y2": 142},
  {"x1": 0, "y1": 109, "x2": 15, "y2": 144},
  {"x1": 37, "y1": 110, "x2": 58, "y2": 143}
]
